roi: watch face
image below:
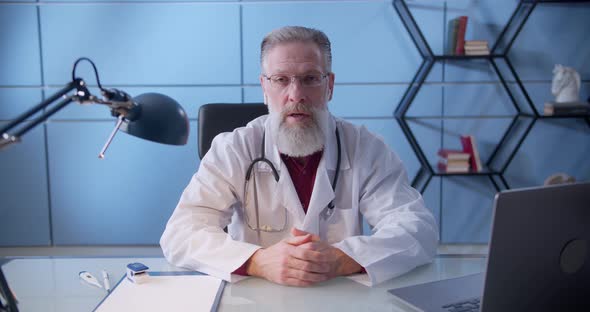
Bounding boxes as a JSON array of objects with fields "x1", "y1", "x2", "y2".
[{"x1": 127, "y1": 262, "x2": 149, "y2": 272}]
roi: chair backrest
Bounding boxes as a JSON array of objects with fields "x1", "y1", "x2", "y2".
[{"x1": 198, "y1": 103, "x2": 267, "y2": 159}]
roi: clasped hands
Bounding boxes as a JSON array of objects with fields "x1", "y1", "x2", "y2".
[{"x1": 245, "y1": 228, "x2": 363, "y2": 287}]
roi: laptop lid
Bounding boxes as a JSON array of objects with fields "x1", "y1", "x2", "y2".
[
  {"x1": 481, "y1": 182, "x2": 590, "y2": 311},
  {"x1": 388, "y1": 182, "x2": 590, "y2": 312}
]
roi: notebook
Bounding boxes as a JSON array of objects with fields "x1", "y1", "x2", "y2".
[
  {"x1": 93, "y1": 271, "x2": 225, "y2": 312},
  {"x1": 388, "y1": 182, "x2": 590, "y2": 311}
]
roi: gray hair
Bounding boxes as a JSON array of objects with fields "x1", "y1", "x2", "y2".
[{"x1": 260, "y1": 26, "x2": 332, "y2": 73}]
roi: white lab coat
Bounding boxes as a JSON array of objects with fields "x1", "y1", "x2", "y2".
[{"x1": 160, "y1": 115, "x2": 439, "y2": 286}]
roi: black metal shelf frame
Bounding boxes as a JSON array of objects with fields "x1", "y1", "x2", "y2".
[{"x1": 393, "y1": 0, "x2": 590, "y2": 193}]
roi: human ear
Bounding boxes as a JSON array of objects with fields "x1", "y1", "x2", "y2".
[{"x1": 327, "y1": 72, "x2": 335, "y2": 101}]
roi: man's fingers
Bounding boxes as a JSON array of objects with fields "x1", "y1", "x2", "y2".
[
  {"x1": 291, "y1": 227, "x2": 307, "y2": 236},
  {"x1": 291, "y1": 228, "x2": 321, "y2": 242},
  {"x1": 298, "y1": 241, "x2": 331, "y2": 252},
  {"x1": 287, "y1": 268, "x2": 328, "y2": 283},
  {"x1": 285, "y1": 234, "x2": 313, "y2": 246},
  {"x1": 288, "y1": 257, "x2": 330, "y2": 273},
  {"x1": 290, "y1": 246, "x2": 332, "y2": 262}
]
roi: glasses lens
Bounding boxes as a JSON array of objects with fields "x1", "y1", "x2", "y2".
[
  {"x1": 267, "y1": 74, "x2": 326, "y2": 89},
  {"x1": 269, "y1": 75, "x2": 290, "y2": 88},
  {"x1": 302, "y1": 74, "x2": 324, "y2": 87}
]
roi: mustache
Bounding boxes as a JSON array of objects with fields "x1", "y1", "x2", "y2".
[{"x1": 280, "y1": 102, "x2": 316, "y2": 119}]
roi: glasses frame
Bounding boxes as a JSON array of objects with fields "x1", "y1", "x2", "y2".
[{"x1": 262, "y1": 73, "x2": 330, "y2": 90}]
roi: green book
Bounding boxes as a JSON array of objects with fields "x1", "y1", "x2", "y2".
[{"x1": 447, "y1": 18, "x2": 459, "y2": 55}]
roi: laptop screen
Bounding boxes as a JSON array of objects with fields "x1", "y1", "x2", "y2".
[
  {"x1": 388, "y1": 182, "x2": 590, "y2": 312},
  {"x1": 481, "y1": 182, "x2": 590, "y2": 311}
]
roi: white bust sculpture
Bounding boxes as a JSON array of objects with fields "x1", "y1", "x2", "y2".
[{"x1": 551, "y1": 64, "x2": 581, "y2": 103}]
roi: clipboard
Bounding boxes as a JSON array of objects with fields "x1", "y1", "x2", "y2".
[{"x1": 93, "y1": 271, "x2": 225, "y2": 312}]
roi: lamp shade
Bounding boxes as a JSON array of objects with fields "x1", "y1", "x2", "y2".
[{"x1": 120, "y1": 93, "x2": 189, "y2": 145}]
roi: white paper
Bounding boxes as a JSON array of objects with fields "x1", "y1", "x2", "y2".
[{"x1": 95, "y1": 275, "x2": 222, "y2": 312}]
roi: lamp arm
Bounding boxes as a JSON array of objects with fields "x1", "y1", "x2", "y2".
[
  {"x1": 11, "y1": 96, "x2": 75, "y2": 138},
  {"x1": 0, "y1": 266, "x2": 18, "y2": 312},
  {"x1": 0, "y1": 80, "x2": 79, "y2": 135},
  {"x1": 0, "y1": 79, "x2": 91, "y2": 149}
]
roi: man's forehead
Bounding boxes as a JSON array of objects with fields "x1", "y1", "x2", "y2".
[{"x1": 263, "y1": 42, "x2": 325, "y2": 71}]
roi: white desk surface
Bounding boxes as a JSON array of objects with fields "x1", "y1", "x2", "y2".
[{"x1": 2, "y1": 255, "x2": 486, "y2": 312}]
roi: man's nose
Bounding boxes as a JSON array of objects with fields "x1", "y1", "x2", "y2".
[{"x1": 286, "y1": 79, "x2": 306, "y2": 103}]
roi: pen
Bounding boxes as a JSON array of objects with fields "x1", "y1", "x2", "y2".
[{"x1": 102, "y1": 270, "x2": 111, "y2": 293}]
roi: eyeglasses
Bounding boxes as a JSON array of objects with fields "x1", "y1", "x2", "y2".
[{"x1": 263, "y1": 73, "x2": 329, "y2": 89}]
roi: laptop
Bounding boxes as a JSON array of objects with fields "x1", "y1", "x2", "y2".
[{"x1": 388, "y1": 182, "x2": 590, "y2": 312}]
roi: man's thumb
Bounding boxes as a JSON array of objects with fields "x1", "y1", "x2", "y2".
[
  {"x1": 291, "y1": 227, "x2": 320, "y2": 242},
  {"x1": 285, "y1": 233, "x2": 313, "y2": 246},
  {"x1": 291, "y1": 228, "x2": 308, "y2": 237}
]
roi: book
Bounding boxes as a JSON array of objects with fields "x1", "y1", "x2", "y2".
[
  {"x1": 460, "y1": 135, "x2": 483, "y2": 172},
  {"x1": 447, "y1": 18, "x2": 460, "y2": 55},
  {"x1": 464, "y1": 45, "x2": 489, "y2": 51},
  {"x1": 454, "y1": 16, "x2": 468, "y2": 55},
  {"x1": 464, "y1": 40, "x2": 488, "y2": 47},
  {"x1": 464, "y1": 49, "x2": 490, "y2": 56},
  {"x1": 544, "y1": 101, "x2": 590, "y2": 116},
  {"x1": 437, "y1": 161, "x2": 470, "y2": 173},
  {"x1": 437, "y1": 149, "x2": 471, "y2": 161},
  {"x1": 438, "y1": 157, "x2": 470, "y2": 166}
]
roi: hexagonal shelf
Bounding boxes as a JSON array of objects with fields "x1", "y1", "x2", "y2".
[{"x1": 392, "y1": 0, "x2": 590, "y2": 193}]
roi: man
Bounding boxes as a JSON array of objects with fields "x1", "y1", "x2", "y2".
[{"x1": 161, "y1": 26, "x2": 438, "y2": 287}]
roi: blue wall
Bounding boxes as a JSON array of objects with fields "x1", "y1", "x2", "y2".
[{"x1": 1, "y1": 0, "x2": 588, "y2": 246}]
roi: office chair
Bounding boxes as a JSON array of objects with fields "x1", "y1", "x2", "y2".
[{"x1": 198, "y1": 103, "x2": 267, "y2": 159}]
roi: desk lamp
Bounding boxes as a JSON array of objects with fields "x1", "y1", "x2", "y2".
[
  {"x1": 0, "y1": 57, "x2": 189, "y2": 155},
  {"x1": 0, "y1": 57, "x2": 190, "y2": 312}
]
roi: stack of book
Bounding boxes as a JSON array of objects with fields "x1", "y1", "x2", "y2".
[
  {"x1": 543, "y1": 101, "x2": 590, "y2": 116},
  {"x1": 437, "y1": 149, "x2": 471, "y2": 173},
  {"x1": 460, "y1": 135, "x2": 483, "y2": 172},
  {"x1": 464, "y1": 40, "x2": 489, "y2": 56}
]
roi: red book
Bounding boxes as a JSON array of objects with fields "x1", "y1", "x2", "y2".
[
  {"x1": 460, "y1": 135, "x2": 482, "y2": 172},
  {"x1": 437, "y1": 149, "x2": 470, "y2": 161},
  {"x1": 454, "y1": 16, "x2": 468, "y2": 55}
]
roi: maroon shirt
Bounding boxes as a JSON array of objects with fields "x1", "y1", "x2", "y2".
[
  {"x1": 280, "y1": 150, "x2": 323, "y2": 213},
  {"x1": 233, "y1": 150, "x2": 323, "y2": 275}
]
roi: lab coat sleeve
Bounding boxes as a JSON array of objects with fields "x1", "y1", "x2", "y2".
[
  {"x1": 160, "y1": 131, "x2": 261, "y2": 282},
  {"x1": 332, "y1": 130, "x2": 439, "y2": 286}
]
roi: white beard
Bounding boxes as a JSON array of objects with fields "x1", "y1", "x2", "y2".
[{"x1": 268, "y1": 102, "x2": 329, "y2": 157}]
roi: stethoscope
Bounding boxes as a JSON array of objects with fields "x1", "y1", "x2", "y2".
[{"x1": 242, "y1": 125, "x2": 341, "y2": 235}]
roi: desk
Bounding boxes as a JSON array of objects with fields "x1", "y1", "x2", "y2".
[{"x1": 1, "y1": 256, "x2": 485, "y2": 312}]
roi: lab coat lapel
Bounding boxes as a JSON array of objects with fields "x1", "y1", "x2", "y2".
[
  {"x1": 302, "y1": 116, "x2": 350, "y2": 234},
  {"x1": 302, "y1": 157, "x2": 334, "y2": 234},
  {"x1": 276, "y1": 162, "x2": 306, "y2": 226}
]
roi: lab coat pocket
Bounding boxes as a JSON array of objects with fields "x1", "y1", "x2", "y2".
[{"x1": 320, "y1": 204, "x2": 355, "y2": 243}]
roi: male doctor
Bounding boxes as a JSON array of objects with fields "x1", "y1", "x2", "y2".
[{"x1": 161, "y1": 26, "x2": 438, "y2": 287}]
